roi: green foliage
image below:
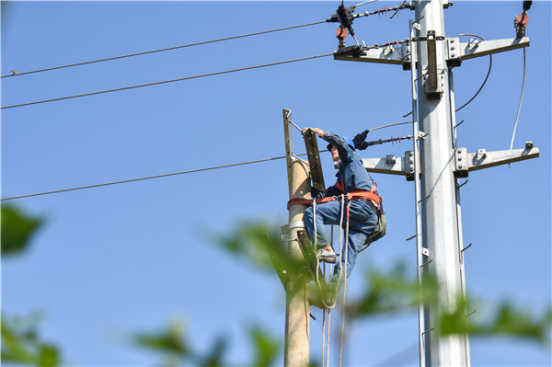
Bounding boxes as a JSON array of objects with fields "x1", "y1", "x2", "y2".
[
  {"x1": 440, "y1": 300, "x2": 552, "y2": 344},
  {"x1": 1, "y1": 207, "x2": 59, "y2": 366},
  {"x1": 134, "y1": 320, "x2": 192, "y2": 359},
  {"x1": 1, "y1": 313, "x2": 60, "y2": 367},
  {"x1": 197, "y1": 335, "x2": 228, "y2": 367},
  {"x1": 133, "y1": 320, "x2": 280, "y2": 366},
  {"x1": 346, "y1": 262, "x2": 442, "y2": 320},
  {"x1": 1, "y1": 205, "x2": 43, "y2": 256},
  {"x1": 214, "y1": 221, "x2": 551, "y2": 349},
  {"x1": 214, "y1": 221, "x2": 306, "y2": 282},
  {"x1": 249, "y1": 323, "x2": 281, "y2": 367}
]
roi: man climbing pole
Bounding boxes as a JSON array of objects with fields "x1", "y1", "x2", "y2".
[{"x1": 301, "y1": 127, "x2": 384, "y2": 304}]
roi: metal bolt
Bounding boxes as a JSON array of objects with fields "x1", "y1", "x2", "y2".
[
  {"x1": 458, "y1": 156, "x2": 462, "y2": 161},
  {"x1": 411, "y1": 167, "x2": 414, "y2": 172},
  {"x1": 451, "y1": 53, "x2": 456, "y2": 57},
  {"x1": 410, "y1": 158, "x2": 414, "y2": 163},
  {"x1": 457, "y1": 149, "x2": 462, "y2": 154},
  {"x1": 458, "y1": 164, "x2": 463, "y2": 169}
]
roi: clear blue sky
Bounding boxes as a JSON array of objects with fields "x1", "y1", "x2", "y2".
[{"x1": 2, "y1": 1, "x2": 550, "y2": 366}]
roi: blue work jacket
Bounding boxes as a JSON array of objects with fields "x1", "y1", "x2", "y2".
[{"x1": 313, "y1": 131, "x2": 375, "y2": 199}]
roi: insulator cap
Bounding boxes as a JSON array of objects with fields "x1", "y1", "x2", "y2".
[
  {"x1": 517, "y1": 13, "x2": 529, "y2": 27},
  {"x1": 336, "y1": 26, "x2": 348, "y2": 40}
]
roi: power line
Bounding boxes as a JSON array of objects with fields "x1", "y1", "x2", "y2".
[
  {"x1": 1, "y1": 53, "x2": 333, "y2": 110},
  {"x1": 1, "y1": 20, "x2": 327, "y2": 79},
  {"x1": 455, "y1": 34, "x2": 492, "y2": 113},
  {"x1": 1, "y1": 154, "x2": 307, "y2": 201},
  {"x1": 2, "y1": 113, "x2": 414, "y2": 201}
]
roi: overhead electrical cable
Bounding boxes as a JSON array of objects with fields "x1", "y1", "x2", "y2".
[
  {"x1": 455, "y1": 34, "x2": 492, "y2": 113},
  {"x1": 2, "y1": 114, "x2": 412, "y2": 201},
  {"x1": 0, "y1": 20, "x2": 327, "y2": 79},
  {"x1": 509, "y1": 47, "x2": 527, "y2": 150},
  {"x1": 1, "y1": 154, "x2": 305, "y2": 201},
  {"x1": 1, "y1": 53, "x2": 333, "y2": 110},
  {"x1": 402, "y1": 33, "x2": 492, "y2": 119}
]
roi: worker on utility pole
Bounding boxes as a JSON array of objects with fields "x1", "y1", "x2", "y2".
[{"x1": 301, "y1": 127, "x2": 383, "y2": 303}]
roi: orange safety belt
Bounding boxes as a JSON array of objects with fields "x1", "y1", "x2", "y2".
[{"x1": 287, "y1": 184, "x2": 382, "y2": 210}]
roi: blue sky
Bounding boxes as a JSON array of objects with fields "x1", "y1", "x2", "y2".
[{"x1": 2, "y1": 1, "x2": 550, "y2": 366}]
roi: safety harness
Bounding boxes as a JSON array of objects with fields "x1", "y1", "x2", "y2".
[
  {"x1": 287, "y1": 175, "x2": 386, "y2": 251},
  {"x1": 287, "y1": 174, "x2": 383, "y2": 210}
]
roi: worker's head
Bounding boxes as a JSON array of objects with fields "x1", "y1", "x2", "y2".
[
  {"x1": 326, "y1": 136, "x2": 355, "y2": 162},
  {"x1": 329, "y1": 145, "x2": 340, "y2": 162}
]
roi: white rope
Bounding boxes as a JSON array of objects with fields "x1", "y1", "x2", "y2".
[
  {"x1": 326, "y1": 308, "x2": 332, "y2": 367},
  {"x1": 314, "y1": 196, "x2": 347, "y2": 366},
  {"x1": 312, "y1": 199, "x2": 340, "y2": 311},
  {"x1": 322, "y1": 286, "x2": 327, "y2": 366},
  {"x1": 339, "y1": 200, "x2": 351, "y2": 367},
  {"x1": 326, "y1": 225, "x2": 334, "y2": 367},
  {"x1": 509, "y1": 47, "x2": 527, "y2": 151},
  {"x1": 322, "y1": 226, "x2": 336, "y2": 367}
]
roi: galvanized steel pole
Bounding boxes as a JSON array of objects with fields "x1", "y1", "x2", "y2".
[{"x1": 413, "y1": 1, "x2": 470, "y2": 365}]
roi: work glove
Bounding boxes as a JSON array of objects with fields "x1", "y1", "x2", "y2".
[{"x1": 353, "y1": 129, "x2": 370, "y2": 150}]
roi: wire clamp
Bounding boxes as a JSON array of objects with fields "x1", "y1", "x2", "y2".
[
  {"x1": 447, "y1": 37, "x2": 462, "y2": 67},
  {"x1": 453, "y1": 148, "x2": 469, "y2": 178},
  {"x1": 417, "y1": 131, "x2": 428, "y2": 140}
]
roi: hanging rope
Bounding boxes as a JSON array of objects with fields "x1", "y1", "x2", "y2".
[
  {"x1": 509, "y1": 47, "x2": 527, "y2": 151},
  {"x1": 312, "y1": 194, "x2": 349, "y2": 366},
  {"x1": 312, "y1": 201, "x2": 337, "y2": 310},
  {"x1": 339, "y1": 201, "x2": 351, "y2": 367}
]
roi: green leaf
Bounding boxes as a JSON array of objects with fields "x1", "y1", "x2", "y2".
[
  {"x1": 38, "y1": 344, "x2": 60, "y2": 367},
  {"x1": 249, "y1": 323, "x2": 281, "y2": 367},
  {"x1": 1, "y1": 315, "x2": 61, "y2": 367},
  {"x1": 213, "y1": 222, "x2": 306, "y2": 279},
  {"x1": 134, "y1": 321, "x2": 191, "y2": 357},
  {"x1": 199, "y1": 335, "x2": 228, "y2": 367},
  {"x1": 1, "y1": 205, "x2": 43, "y2": 256}
]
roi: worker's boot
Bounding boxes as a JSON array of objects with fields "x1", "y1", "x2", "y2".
[{"x1": 316, "y1": 248, "x2": 337, "y2": 264}]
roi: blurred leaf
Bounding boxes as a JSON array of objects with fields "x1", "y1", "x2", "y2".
[
  {"x1": 214, "y1": 222, "x2": 306, "y2": 280},
  {"x1": 199, "y1": 335, "x2": 228, "y2": 367},
  {"x1": 1, "y1": 205, "x2": 43, "y2": 256},
  {"x1": 249, "y1": 324, "x2": 280, "y2": 367},
  {"x1": 440, "y1": 302, "x2": 551, "y2": 345},
  {"x1": 134, "y1": 321, "x2": 191, "y2": 358},
  {"x1": 347, "y1": 262, "x2": 439, "y2": 318},
  {"x1": 1, "y1": 314, "x2": 61, "y2": 367},
  {"x1": 38, "y1": 344, "x2": 60, "y2": 367}
]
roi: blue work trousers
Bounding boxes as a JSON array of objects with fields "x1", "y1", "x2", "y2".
[{"x1": 304, "y1": 199, "x2": 378, "y2": 282}]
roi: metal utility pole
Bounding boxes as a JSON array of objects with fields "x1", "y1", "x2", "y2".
[
  {"x1": 282, "y1": 109, "x2": 311, "y2": 367},
  {"x1": 414, "y1": 2, "x2": 468, "y2": 365},
  {"x1": 332, "y1": 0, "x2": 538, "y2": 366}
]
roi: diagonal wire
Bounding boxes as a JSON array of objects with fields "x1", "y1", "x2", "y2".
[
  {"x1": 455, "y1": 34, "x2": 492, "y2": 113},
  {"x1": 1, "y1": 53, "x2": 333, "y2": 110},
  {"x1": 402, "y1": 33, "x2": 492, "y2": 119},
  {"x1": 1, "y1": 154, "x2": 311, "y2": 201},
  {"x1": 509, "y1": 47, "x2": 526, "y2": 150},
  {"x1": 1, "y1": 20, "x2": 327, "y2": 79},
  {"x1": 2, "y1": 109, "x2": 412, "y2": 201}
]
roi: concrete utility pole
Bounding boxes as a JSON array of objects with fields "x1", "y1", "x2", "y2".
[
  {"x1": 333, "y1": 0, "x2": 538, "y2": 366},
  {"x1": 282, "y1": 109, "x2": 311, "y2": 367}
]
